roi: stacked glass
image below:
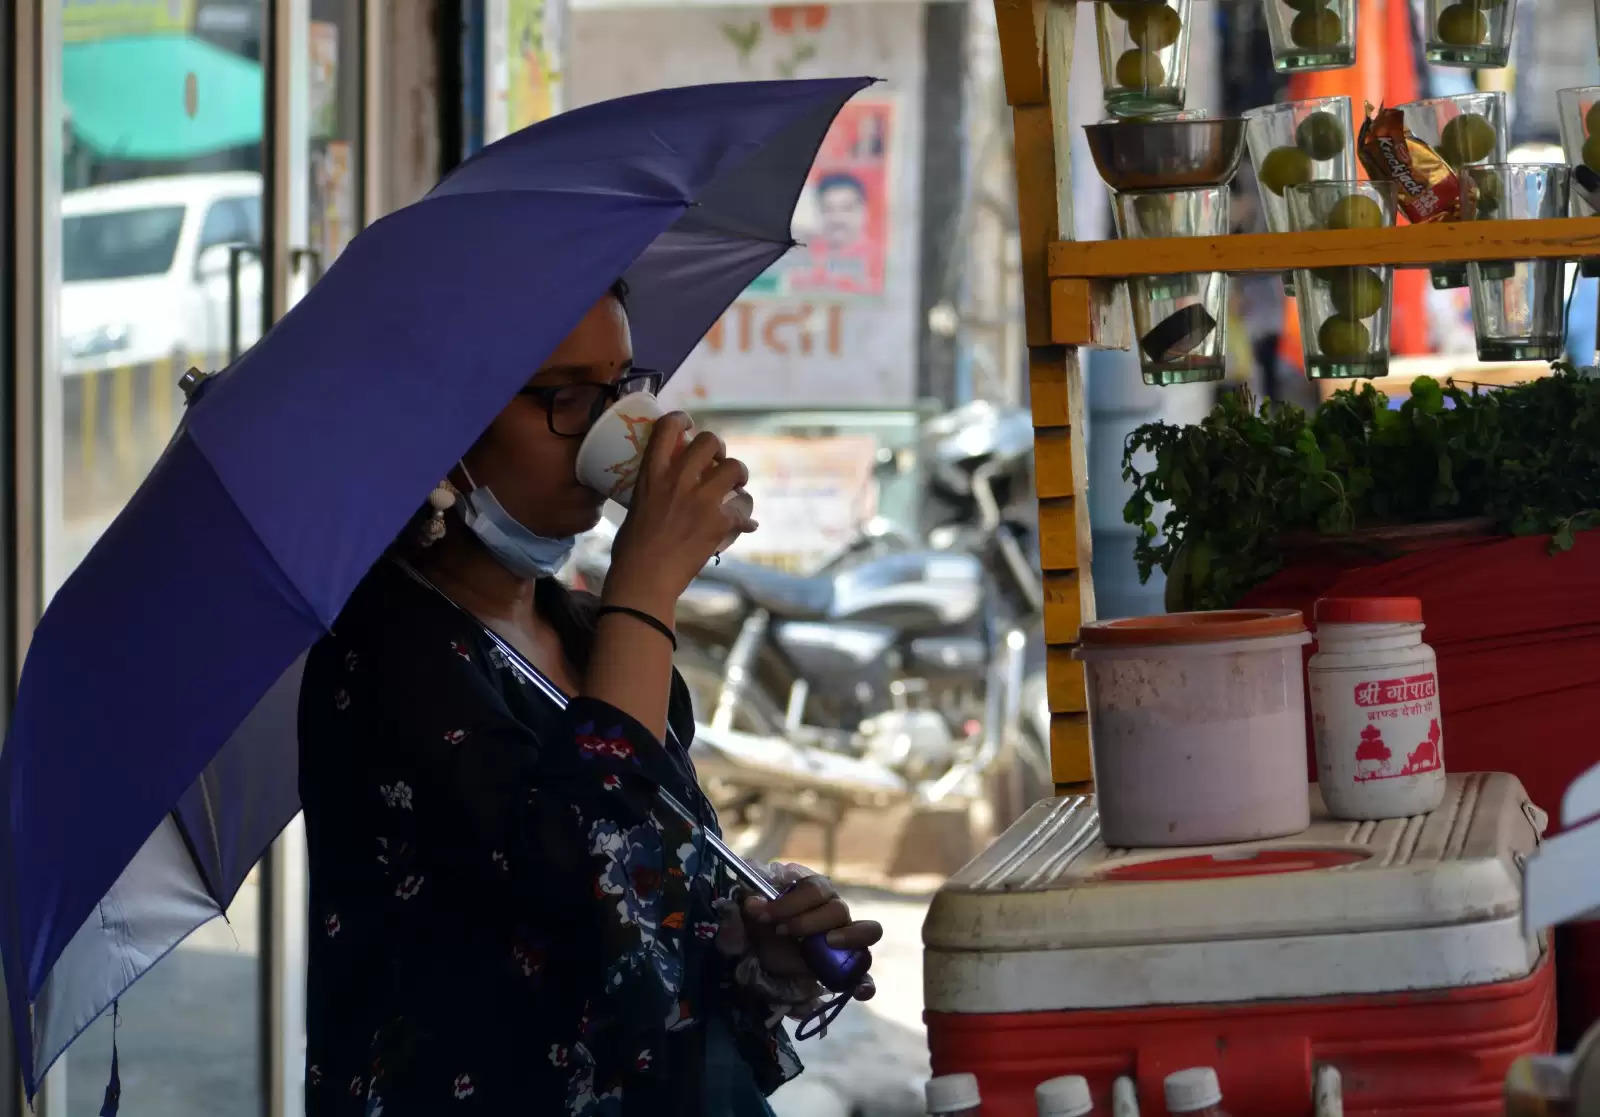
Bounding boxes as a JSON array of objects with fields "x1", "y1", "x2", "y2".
[
  {"x1": 1110, "y1": 185, "x2": 1231, "y2": 385},
  {"x1": 1557, "y1": 86, "x2": 1600, "y2": 278},
  {"x1": 1462, "y1": 164, "x2": 1572, "y2": 362},
  {"x1": 1424, "y1": 0, "x2": 1516, "y2": 68},
  {"x1": 1260, "y1": 0, "x2": 1357, "y2": 71},
  {"x1": 1396, "y1": 92, "x2": 1508, "y2": 289},
  {"x1": 1096, "y1": 0, "x2": 1193, "y2": 118},
  {"x1": 1285, "y1": 180, "x2": 1396, "y2": 380},
  {"x1": 1243, "y1": 97, "x2": 1354, "y2": 295}
]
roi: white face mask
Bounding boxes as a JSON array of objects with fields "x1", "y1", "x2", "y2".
[{"x1": 455, "y1": 464, "x2": 576, "y2": 580}]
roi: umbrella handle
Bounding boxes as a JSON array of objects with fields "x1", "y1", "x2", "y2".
[
  {"x1": 798, "y1": 930, "x2": 871, "y2": 994},
  {"x1": 778, "y1": 880, "x2": 872, "y2": 994}
]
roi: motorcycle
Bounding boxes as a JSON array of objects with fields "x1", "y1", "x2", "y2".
[{"x1": 567, "y1": 401, "x2": 1054, "y2": 861}]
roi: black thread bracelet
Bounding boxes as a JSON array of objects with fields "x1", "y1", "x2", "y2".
[{"x1": 596, "y1": 604, "x2": 678, "y2": 651}]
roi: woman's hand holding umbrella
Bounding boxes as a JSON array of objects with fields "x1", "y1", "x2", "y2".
[{"x1": 743, "y1": 870, "x2": 883, "y2": 1003}]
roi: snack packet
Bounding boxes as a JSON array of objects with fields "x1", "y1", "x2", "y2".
[{"x1": 1357, "y1": 102, "x2": 1476, "y2": 223}]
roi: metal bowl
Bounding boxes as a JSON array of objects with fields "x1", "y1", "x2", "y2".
[{"x1": 1083, "y1": 118, "x2": 1247, "y2": 191}]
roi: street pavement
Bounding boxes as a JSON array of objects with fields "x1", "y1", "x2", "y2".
[
  {"x1": 65, "y1": 898, "x2": 264, "y2": 1115},
  {"x1": 769, "y1": 887, "x2": 934, "y2": 1117}
]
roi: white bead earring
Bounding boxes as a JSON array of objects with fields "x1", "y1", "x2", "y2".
[{"x1": 419, "y1": 480, "x2": 457, "y2": 547}]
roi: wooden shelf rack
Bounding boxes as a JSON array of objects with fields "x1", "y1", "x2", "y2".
[
  {"x1": 1050, "y1": 218, "x2": 1600, "y2": 346},
  {"x1": 994, "y1": 0, "x2": 1587, "y2": 789}
]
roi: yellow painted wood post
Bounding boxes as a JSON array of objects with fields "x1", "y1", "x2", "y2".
[{"x1": 995, "y1": 0, "x2": 1095, "y2": 792}]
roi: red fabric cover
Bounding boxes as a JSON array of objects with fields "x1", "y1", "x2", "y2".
[{"x1": 1239, "y1": 533, "x2": 1600, "y2": 1042}]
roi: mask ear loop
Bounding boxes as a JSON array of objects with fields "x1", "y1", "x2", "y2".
[{"x1": 793, "y1": 989, "x2": 854, "y2": 1041}]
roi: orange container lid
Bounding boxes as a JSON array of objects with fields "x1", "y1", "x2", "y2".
[
  {"x1": 1314, "y1": 596, "x2": 1423, "y2": 624},
  {"x1": 1078, "y1": 609, "x2": 1306, "y2": 648}
]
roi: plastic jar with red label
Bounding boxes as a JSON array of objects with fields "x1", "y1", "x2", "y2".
[{"x1": 1309, "y1": 596, "x2": 1446, "y2": 820}]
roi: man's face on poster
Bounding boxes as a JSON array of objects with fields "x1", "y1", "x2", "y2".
[{"x1": 817, "y1": 178, "x2": 868, "y2": 250}]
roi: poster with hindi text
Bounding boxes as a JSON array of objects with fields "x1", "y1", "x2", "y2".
[{"x1": 567, "y1": 3, "x2": 923, "y2": 406}]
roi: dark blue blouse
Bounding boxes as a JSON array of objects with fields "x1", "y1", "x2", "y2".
[{"x1": 298, "y1": 562, "x2": 799, "y2": 1115}]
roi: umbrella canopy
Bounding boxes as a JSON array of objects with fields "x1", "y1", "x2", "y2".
[
  {"x1": 63, "y1": 34, "x2": 264, "y2": 160},
  {"x1": 0, "y1": 76, "x2": 872, "y2": 1094}
]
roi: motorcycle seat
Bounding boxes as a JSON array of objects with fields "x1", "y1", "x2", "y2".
[{"x1": 698, "y1": 558, "x2": 834, "y2": 619}]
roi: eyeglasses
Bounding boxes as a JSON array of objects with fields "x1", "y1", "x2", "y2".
[{"x1": 518, "y1": 370, "x2": 663, "y2": 438}]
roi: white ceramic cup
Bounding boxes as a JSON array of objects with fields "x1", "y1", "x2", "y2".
[
  {"x1": 576, "y1": 394, "x2": 752, "y2": 558},
  {"x1": 574, "y1": 392, "x2": 671, "y2": 507}
]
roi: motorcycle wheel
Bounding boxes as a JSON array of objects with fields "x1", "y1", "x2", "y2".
[{"x1": 676, "y1": 647, "x2": 798, "y2": 865}]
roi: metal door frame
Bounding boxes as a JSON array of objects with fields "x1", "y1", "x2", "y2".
[
  {"x1": 264, "y1": 5, "x2": 379, "y2": 1117},
  {"x1": 8, "y1": 0, "x2": 52, "y2": 1104},
  {"x1": 5, "y1": 2, "x2": 378, "y2": 1115},
  {"x1": 0, "y1": 0, "x2": 22, "y2": 1107}
]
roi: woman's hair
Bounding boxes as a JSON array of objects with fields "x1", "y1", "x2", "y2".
[{"x1": 535, "y1": 576, "x2": 601, "y2": 667}]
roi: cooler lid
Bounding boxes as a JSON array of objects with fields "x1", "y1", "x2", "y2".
[{"x1": 926, "y1": 772, "x2": 1545, "y2": 953}]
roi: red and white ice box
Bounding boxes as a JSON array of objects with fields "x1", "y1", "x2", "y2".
[{"x1": 923, "y1": 772, "x2": 1555, "y2": 1116}]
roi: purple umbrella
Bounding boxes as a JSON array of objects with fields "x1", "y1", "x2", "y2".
[{"x1": 0, "y1": 76, "x2": 871, "y2": 1095}]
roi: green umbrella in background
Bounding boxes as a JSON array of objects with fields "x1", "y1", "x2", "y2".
[{"x1": 63, "y1": 34, "x2": 262, "y2": 161}]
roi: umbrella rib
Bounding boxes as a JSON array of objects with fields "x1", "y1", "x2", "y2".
[
  {"x1": 171, "y1": 786, "x2": 227, "y2": 909},
  {"x1": 415, "y1": 185, "x2": 691, "y2": 207},
  {"x1": 183, "y1": 435, "x2": 329, "y2": 631},
  {"x1": 662, "y1": 207, "x2": 798, "y2": 247}
]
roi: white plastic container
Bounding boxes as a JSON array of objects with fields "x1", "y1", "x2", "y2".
[
  {"x1": 1074, "y1": 610, "x2": 1313, "y2": 846},
  {"x1": 1309, "y1": 596, "x2": 1445, "y2": 820},
  {"x1": 925, "y1": 773, "x2": 1545, "y2": 1013},
  {"x1": 1165, "y1": 1067, "x2": 1230, "y2": 1115},
  {"x1": 1036, "y1": 1075, "x2": 1094, "y2": 1116},
  {"x1": 927, "y1": 1072, "x2": 983, "y2": 1115}
]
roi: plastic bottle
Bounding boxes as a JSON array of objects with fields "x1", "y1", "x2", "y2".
[
  {"x1": 1504, "y1": 1054, "x2": 1573, "y2": 1116},
  {"x1": 1163, "y1": 1067, "x2": 1230, "y2": 1117},
  {"x1": 1308, "y1": 596, "x2": 1446, "y2": 820},
  {"x1": 1036, "y1": 1074, "x2": 1095, "y2": 1116},
  {"x1": 926, "y1": 1072, "x2": 983, "y2": 1116},
  {"x1": 1112, "y1": 1076, "x2": 1141, "y2": 1117}
]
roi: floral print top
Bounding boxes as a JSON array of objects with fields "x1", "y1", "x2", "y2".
[{"x1": 298, "y1": 562, "x2": 801, "y2": 1116}]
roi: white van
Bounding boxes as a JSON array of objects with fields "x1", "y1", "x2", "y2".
[{"x1": 59, "y1": 171, "x2": 264, "y2": 376}]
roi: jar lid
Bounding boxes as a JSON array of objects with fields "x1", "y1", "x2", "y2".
[
  {"x1": 1314, "y1": 596, "x2": 1423, "y2": 624},
  {"x1": 1035, "y1": 1075, "x2": 1093, "y2": 1117},
  {"x1": 926, "y1": 1073, "x2": 981, "y2": 1113},
  {"x1": 1079, "y1": 609, "x2": 1305, "y2": 647},
  {"x1": 1164, "y1": 1067, "x2": 1223, "y2": 1112}
]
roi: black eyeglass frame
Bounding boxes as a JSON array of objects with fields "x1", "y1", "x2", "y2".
[{"x1": 517, "y1": 370, "x2": 664, "y2": 438}]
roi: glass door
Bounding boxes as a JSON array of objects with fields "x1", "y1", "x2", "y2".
[
  {"x1": 37, "y1": 2, "x2": 268, "y2": 1114},
  {"x1": 26, "y1": 1, "x2": 370, "y2": 1114},
  {"x1": 49, "y1": 3, "x2": 269, "y2": 588}
]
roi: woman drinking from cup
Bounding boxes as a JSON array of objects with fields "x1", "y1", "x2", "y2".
[{"x1": 297, "y1": 279, "x2": 882, "y2": 1116}]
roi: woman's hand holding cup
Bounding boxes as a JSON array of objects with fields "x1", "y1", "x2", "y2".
[{"x1": 601, "y1": 412, "x2": 757, "y2": 610}]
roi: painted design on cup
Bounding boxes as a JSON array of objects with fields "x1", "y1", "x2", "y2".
[{"x1": 601, "y1": 412, "x2": 657, "y2": 500}]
